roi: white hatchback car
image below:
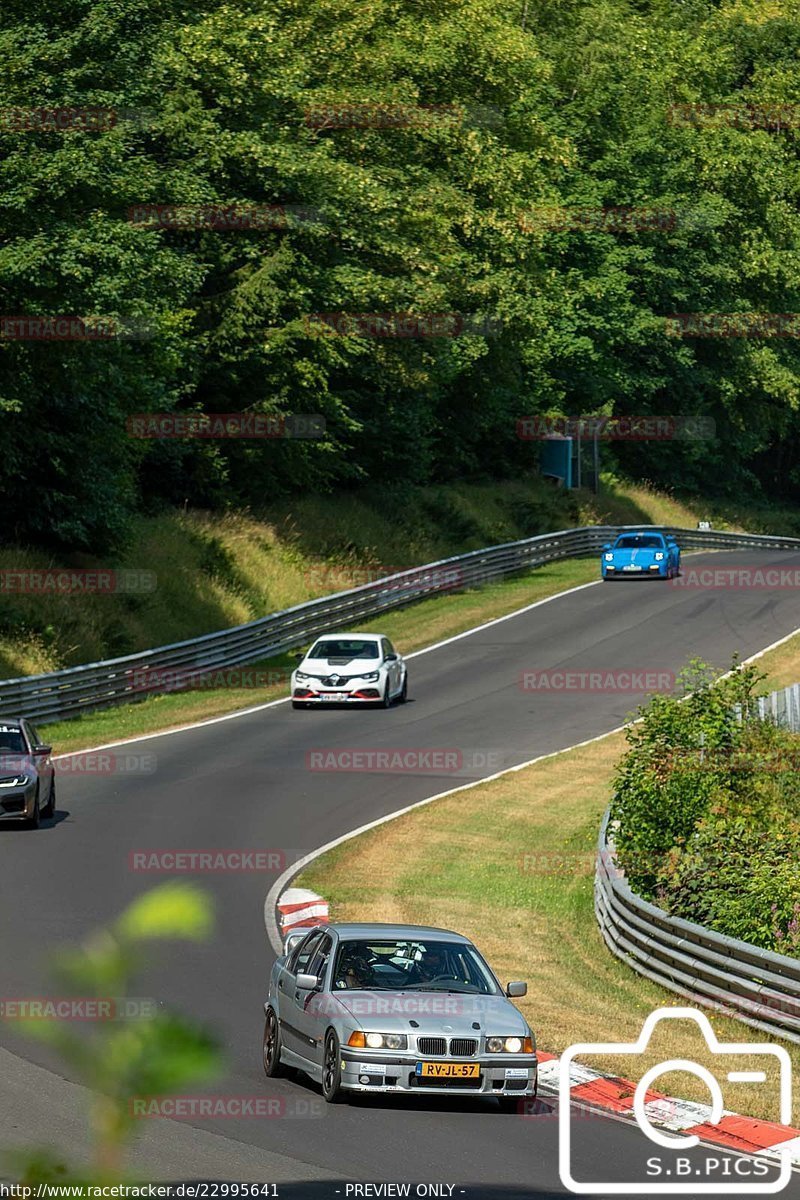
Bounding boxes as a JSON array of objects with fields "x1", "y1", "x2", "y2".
[{"x1": 291, "y1": 632, "x2": 407, "y2": 709}]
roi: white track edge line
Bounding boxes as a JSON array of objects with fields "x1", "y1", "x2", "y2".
[{"x1": 52, "y1": 577, "x2": 604, "y2": 759}]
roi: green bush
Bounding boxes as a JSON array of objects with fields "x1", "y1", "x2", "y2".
[{"x1": 610, "y1": 660, "x2": 800, "y2": 954}]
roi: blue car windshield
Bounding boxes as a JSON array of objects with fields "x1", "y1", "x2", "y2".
[
  {"x1": 615, "y1": 535, "x2": 664, "y2": 549},
  {"x1": 332, "y1": 939, "x2": 497, "y2": 994}
]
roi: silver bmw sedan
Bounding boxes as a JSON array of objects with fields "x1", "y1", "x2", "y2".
[{"x1": 263, "y1": 922, "x2": 537, "y2": 1110}]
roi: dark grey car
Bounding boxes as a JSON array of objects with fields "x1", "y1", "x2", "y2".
[
  {"x1": 0, "y1": 718, "x2": 56, "y2": 828},
  {"x1": 263, "y1": 922, "x2": 537, "y2": 1110}
]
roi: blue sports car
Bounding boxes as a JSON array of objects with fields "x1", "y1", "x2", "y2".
[{"x1": 601, "y1": 531, "x2": 680, "y2": 580}]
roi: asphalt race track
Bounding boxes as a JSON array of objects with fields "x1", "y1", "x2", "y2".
[{"x1": 2, "y1": 549, "x2": 800, "y2": 1198}]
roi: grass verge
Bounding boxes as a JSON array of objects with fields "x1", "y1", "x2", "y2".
[{"x1": 298, "y1": 693, "x2": 800, "y2": 1125}]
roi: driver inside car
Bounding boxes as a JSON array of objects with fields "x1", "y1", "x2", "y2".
[
  {"x1": 413, "y1": 945, "x2": 449, "y2": 983},
  {"x1": 334, "y1": 948, "x2": 375, "y2": 989}
]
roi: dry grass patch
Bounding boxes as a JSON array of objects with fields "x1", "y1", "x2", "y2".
[{"x1": 299, "y1": 732, "x2": 800, "y2": 1123}]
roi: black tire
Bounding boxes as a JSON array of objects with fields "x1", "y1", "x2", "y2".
[
  {"x1": 292, "y1": 701, "x2": 308, "y2": 710},
  {"x1": 380, "y1": 682, "x2": 392, "y2": 709},
  {"x1": 321, "y1": 1029, "x2": 344, "y2": 1102},
  {"x1": 42, "y1": 777, "x2": 56, "y2": 818},
  {"x1": 262, "y1": 1008, "x2": 286, "y2": 1077},
  {"x1": 26, "y1": 787, "x2": 41, "y2": 830},
  {"x1": 399, "y1": 673, "x2": 408, "y2": 703}
]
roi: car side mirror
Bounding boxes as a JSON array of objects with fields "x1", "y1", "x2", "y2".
[
  {"x1": 296, "y1": 972, "x2": 321, "y2": 991},
  {"x1": 293, "y1": 651, "x2": 304, "y2": 662},
  {"x1": 33, "y1": 745, "x2": 52, "y2": 756},
  {"x1": 506, "y1": 981, "x2": 527, "y2": 998},
  {"x1": 602, "y1": 543, "x2": 611, "y2": 551},
  {"x1": 385, "y1": 653, "x2": 398, "y2": 661}
]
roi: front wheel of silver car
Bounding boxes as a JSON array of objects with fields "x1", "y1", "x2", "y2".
[
  {"x1": 399, "y1": 672, "x2": 408, "y2": 703},
  {"x1": 321, "y1": 1030, "x2": 343, "y2": 1102},
  {"x1": 263, "y1": 1008, "x2": 286, "y2": 1077},
  {"x1": 381, "y1": 682, "x2": 392, "y2": 709}
]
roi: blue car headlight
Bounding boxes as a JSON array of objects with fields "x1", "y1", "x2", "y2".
[
  {"x1": 655, "y1": 552, "x2": 664, "y2": 561},
  {"x1": 604, "y1": 553, "x2": 613, "y2": 562}
]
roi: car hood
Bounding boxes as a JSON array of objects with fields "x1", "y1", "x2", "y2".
[
  {"x1": 0, "y1": 753, "x2": 33, "y2": 775},
  {"x1": 298, "y1": 656, "x2": 382, "y2": 675},
  {"x1": 311, "y1": 989, "x2": 530, "y2": 1036}
]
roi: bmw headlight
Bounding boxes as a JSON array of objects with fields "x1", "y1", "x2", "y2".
[
  {"x1": 348, "y1": 1031, "x2": 408, "y2": 1050},
  {"x1": 486, "y1": 1036, "x2": 533, "y2": 1053},
  {"x1": 295, "y1": 670, "x2": 310, "y2": 681},
  {"x1": 604, "y1": 553, "x2": 613, "y2": 561},
  {"x1": 654, "y1": 552, "x2": 664, "y2": 560},
  {"x1": 360, "y1": 671, "x2": 380, "y2": 682},
  {"x1": 0, "y1": 775, "x2": 31, "y2": 788}
]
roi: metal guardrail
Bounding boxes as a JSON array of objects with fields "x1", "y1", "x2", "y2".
[
  {"x1": 757, "y1": 683, "x2": 800, "y2": 730},
  {"x1": 4, "y1": 523, "x2": 800, "y2": 725},
  {"x1": 596, "y1": 689, "x2": 800, "y2": 1042}
]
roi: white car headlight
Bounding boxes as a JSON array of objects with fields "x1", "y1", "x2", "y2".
[
  {"x1": 654, "y1": 552, "x2": 664, "y2": 560},
  {"x1": 0, "y1": 775, "x2": 32, "y2": 788},
  {"x1": 295, "y1": 671, "x2": 310, "y2": 681},
  {"x1": 360, "y1": 671, "x2": 380, "y2": 682},
  {"x1": 604, "y1": 553, "x2": 613, "y2": 561},
  {"x1": 486, "y1": 1035, "x2": 531, "y2": 1053}
]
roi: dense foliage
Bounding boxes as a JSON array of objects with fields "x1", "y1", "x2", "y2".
[
  {"x1": 610, "y1": 661, "x2": 800, "y2": 953},
  {"x1": 3, "y1": 0, "x2": 800, "y2": 550}
]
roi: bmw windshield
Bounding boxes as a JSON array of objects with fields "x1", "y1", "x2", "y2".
[{"x1": 332, "y1": 939, "x2": 498, "y2": 994}]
